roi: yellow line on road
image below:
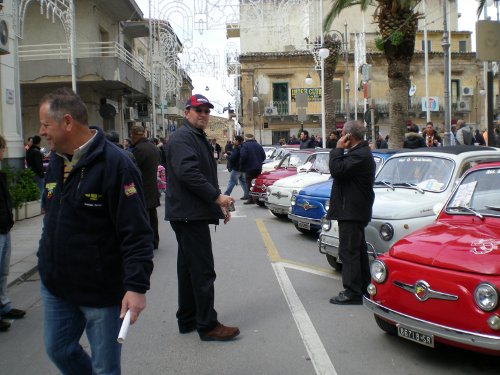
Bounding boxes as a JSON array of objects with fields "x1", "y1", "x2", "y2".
[{"x1": 256, "y1": 219, "x2": 338, "y2": 278}]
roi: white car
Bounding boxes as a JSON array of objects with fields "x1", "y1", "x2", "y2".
[
  {"x1": 266, "y1": 150, "x2": 331, "y2": 218},
  {"x1": 262, "y1": 147, "x2": 299, "y2": 172},
  {"x1": 318, "y1": 146, "x2": 500, "y2": 271}
]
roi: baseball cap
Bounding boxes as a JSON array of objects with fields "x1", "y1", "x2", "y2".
[{"x1": 184, "y1": 94, "x2": 214, "y2": 109}]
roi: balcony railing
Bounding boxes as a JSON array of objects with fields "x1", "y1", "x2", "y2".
[{"x1": 18, "y1": 41, "x2": 148, "y2": 78}]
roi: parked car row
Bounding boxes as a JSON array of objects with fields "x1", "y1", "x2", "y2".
[{"x1": 247, "y1": 145, "x2": 500, "y2": 355}]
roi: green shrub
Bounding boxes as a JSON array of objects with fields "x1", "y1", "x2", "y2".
[{"x1": 1, "y1": 166, "x2": 40, "y2": 209}]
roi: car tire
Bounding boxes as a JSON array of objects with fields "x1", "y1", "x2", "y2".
[
  {"x1": 326, "y1": 254, "x2": 342, "y2": 272},
  {"x1": 270, "y1": 210, "x2": 288, "y2": 219},
  {"x1": 256, "y1": 201, "x2": 266, "y2": 207},
  {"x1": 374, "y1": 315, "x2": 397, "y2": 336}
]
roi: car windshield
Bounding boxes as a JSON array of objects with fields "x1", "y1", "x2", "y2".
[
  {"x1": 279, "y1": 152, "x2": 311, "y2": 168},
  {"x1": 300, "y1": 153, "x2": 330, "y2": 173},
  {"x1": 446, "y1": 167, "x2": 500, "y2": 217},
  {"x1": 375, "y1": 156, "x2": 453, "y2": 192}
]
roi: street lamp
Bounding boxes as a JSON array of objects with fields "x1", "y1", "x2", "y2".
[
  {"x1": 305, "y1": 73, "x2": 313, "y2": 85},
  {"x1": 320, "y1": 47, "x2": 329, "y2": 147}
]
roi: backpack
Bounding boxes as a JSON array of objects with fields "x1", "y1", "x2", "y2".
[{"x1": 462, "y1": 128, "x2": 473, "y2": 145}]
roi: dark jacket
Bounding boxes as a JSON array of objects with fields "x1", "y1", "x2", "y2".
[
  {"x1": 240, "y1": 139, "x2": 266, "y2": 172},
  {"x1": 403, "y1": 132, "x2": 426, "y2": 149},
  {"x1": 164, "y1": 120, "x2": 224, "y2": 222},
  {"x1": 227, "y1": 145, "x2": 242, "y2": 171},
  {"x1": 300, "y1": 137, "x2": 315, "y2": 149},
  {"x1": 0, "y1": 171, "x2": 14, "y2": 234},
  {"x1": 132, "y1": 138, "x2": 161, "y2": 209},
  {"x1": 326, "y1": 141, "x2": 376, "y2": 223},
  {"x1": 38, "y1": 127, "x2": 154, "y2": 307},
  {"x1": 26, "y1": 145, "x2": 44, "y2": 178}
]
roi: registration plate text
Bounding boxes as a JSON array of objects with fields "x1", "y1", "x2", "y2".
[{"x1": 397, "y1": 325, "x2": 434, "y2": 347}]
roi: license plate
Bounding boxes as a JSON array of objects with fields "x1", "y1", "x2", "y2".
[
  {"x1": 274, "y1": 207, "x2": 288, "y2": 214},
  {"x1": 397, "y1": 325, "x2": 434, "y2": 348},
  {"x1": 297, "y1": 222, "x2": 310, "y2": 230}
]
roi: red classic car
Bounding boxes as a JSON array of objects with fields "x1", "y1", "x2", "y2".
[
  {"x1": 249, "y1": 149, "x2": 315, "y2": 206},
  {"x1": 365, "y1": 161, "x2": 500, "y2": 355}
]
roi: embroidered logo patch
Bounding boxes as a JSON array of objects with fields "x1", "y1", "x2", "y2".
[
  {"x1": 45, "y1": 182, "x2": 57, "y2": 200},
  {"x1": 84, "y1": 193, "x2": 102, "y2": 201},
  {"x1": 124, "y1": 183, "x2": 137, "y2": 197}
]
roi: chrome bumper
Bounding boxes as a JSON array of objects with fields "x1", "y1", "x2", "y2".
[
  {"x1": 317, "y1": 232, "x2": 339, "y2": 257},
  {"x1": 249, "y1": 191, "x2": 267, "y2": 201},
  {"x1": 364, "y1": 296, "x2": 500, "y2": 352},
  {"x1": 266, "y1": 202, "x2": 290, "y2": 214},
  {"x1": 288, "y1": 213, "x2": 321, "y2": 226}
]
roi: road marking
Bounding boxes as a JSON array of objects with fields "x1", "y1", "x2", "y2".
[
  {"x1": 280, "y1": 260, "x2": 340, "y2": 280},
  {"x1": 256, "y1": 219, "x2": 338, "y2": 375}
]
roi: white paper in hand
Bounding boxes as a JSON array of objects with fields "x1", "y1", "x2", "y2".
[{"x1": 117, "y1": 310, "x2": 131, "y2": 344}]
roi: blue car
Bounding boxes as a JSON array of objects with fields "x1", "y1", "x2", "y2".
[{"x1": 288, "y1": 149, "x2": 399, "y2": 235}]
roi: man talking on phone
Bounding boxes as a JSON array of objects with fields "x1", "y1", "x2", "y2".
[{"x1": 326, "y1": 120, "x2": 376, "y2": 305}]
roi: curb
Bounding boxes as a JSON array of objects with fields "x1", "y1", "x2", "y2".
[{"x1": 7, "y1": 265, "x2": 39, "y2": 289}]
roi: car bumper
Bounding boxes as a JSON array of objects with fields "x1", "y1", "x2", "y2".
[
  {"x1": 364, "y1": 296, "x2": 500, "y2": 352},
  {"x1": 318, "y1": 231, "x2": 339, "y2": 257},
  {"x1": 266, "y1": 202, "x2": 290, "y2": 215},
  {"x1": 288, "y1": 213, "x2": 320, "y2": 226}
]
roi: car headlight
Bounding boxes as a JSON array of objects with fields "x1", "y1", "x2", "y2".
[
  {"x1": 474, "y1": 283, "x2": 498, "y2": 312},
  {"x1": 291, "y1": 189, "x2": 298, "y2": 196},
  {"x1": 324, "y1": 199, "x2": 330, "y2": 212},
  {"x1": 320, "y1": 215, "x2": 331, "y2": 231},
  {"x1": 370, "y1": 260, "x2": 387, "y2": 283},
  {"x1": 291, "y1": 195, "x2": 296, "y2": 206},
  {"x1": 379, "y1": 223, "x2": 394, "y2": 241},
  {"x1": 266, "y1": 187, "x2": 271, "y2": 197},
  {"x1": 251, "y1": 179, "x2": 256, "y2": 187}
]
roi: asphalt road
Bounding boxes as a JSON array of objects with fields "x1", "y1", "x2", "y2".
[{"x1": 1, "y1": 165, "x2": 499, "y2": 374}]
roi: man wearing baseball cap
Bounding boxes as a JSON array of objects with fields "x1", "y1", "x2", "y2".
[{"x1": 164, "y1": 94, "x2": 239, "y2": 341}]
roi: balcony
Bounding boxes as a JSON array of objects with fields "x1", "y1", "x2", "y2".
[{"x1": 18, "y1": 42, "x2": 149, "y2": 94}]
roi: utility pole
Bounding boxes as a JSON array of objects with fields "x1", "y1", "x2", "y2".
[{"x1": 442, "y1": 0, "x2": 452, "y2": 146}]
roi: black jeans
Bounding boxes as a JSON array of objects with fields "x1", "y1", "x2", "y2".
[
  {"x1": 170, "y1": 221, "x2": 218, "y2": 333},
  {"x1": 244, "y1": 169, "x2": 262, "y2": 199},
  {"x1": 338, "y1": 221, "x2": 371, "y2": 298},
  {"x1": 148, "y1": 207, "x2": 159, "y2": 249}
]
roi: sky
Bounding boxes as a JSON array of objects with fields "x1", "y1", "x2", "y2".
[{"x1": 134, "y1": 0, "x2": 491, "y2": 115}]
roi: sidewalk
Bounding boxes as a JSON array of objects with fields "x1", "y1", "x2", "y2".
[{"x1": 7, "y1": 214, "x2": 44, "y2": 288}]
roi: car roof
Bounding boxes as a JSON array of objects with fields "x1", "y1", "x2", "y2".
[{"x1": 395, "y1": 145, "x2": 498, "y2": 156}]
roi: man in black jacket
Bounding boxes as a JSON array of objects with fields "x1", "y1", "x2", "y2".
[
  {"x1": 299, "y1": 130, "x2": 315, "y2": 149},
  {"x1": 165, "y1": 94, "x2": 239, "y2": 341},
  {"x1": 25, "y1": 135, "x2": 45, "y2": 196},
  {"x1": 0, "y1": 135, "x2": 26, "y2": 332},
  {"x1": 130, "y1": 125, "x2": 161, "y2": 249},
  {"x1": 38, "y1": 88, "x2": 154, "y2": 373},
  {"x1": 326, "y1": 120, "x2": 376, "y2": 305},
  {"x1": 240, "y1": 133, "x2": 266, "y2": 204},
  {"x1": 224, "y1": 135, "x2": 247, "y2": 198}
]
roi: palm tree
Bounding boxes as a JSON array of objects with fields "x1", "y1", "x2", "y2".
[
  {"x1": 476, "y1": 1, "x2": 487, "y2": 17},
  {"x1": 324, "y1": 0, "x2": 422, "y2": 147},
  {"x1": 322, "y1": 35, "x2": 343, "y2": 134}
]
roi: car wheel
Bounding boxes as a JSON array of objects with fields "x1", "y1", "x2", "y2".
[
  {"x1": 326, "y1": 254, "x2": 342, "y2": 272},
  {"x1": 270, "y1": 210, "x2": 288, "y2": 219},
  {"x1": 256, "y1": 201, "x2": 266, "y2": 207},
  {"x1": 374, "y1": 315, "x2": 397, "y2": 336}
]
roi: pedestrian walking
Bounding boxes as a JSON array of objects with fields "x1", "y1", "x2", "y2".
[
  {"x1": 130, "y1": 124, "x2": 161, "y2": 250},
  {"x1": 327, "y1": 120, "x2": 376, "y2": 305},
  {"x1": 37, "y1": 87, "x2": 154, "y2": 374},
  {"x1": 0, "y1": 135, "x2": 26, "y2": 332},
  {"x1": 165, "y1": 94, "x2": 240, "y2": 341},
  {"x1": 224, "y1": 135, "x2": 247, "y2": 199},
  {"x1": 25, "y1": 135, "x2": 45, "y2": 197},
  {"x1": 240, "y1": 133, "x2": 266, "y2": 205}
]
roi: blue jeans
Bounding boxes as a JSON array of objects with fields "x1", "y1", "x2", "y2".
[
  {"x1": 41, "y1": 283, "x2": 122, "y2": 375},
  {"x1": 0, "y1": 233, "x2": 12, "y2": 318},
  {"x1": 224, "y1": 170, "x2": 247, "y2": 197}
]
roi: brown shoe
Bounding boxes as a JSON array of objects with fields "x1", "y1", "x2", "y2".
[{"x1": 199, "y1": 323, "x2": 240, "y2": 341}]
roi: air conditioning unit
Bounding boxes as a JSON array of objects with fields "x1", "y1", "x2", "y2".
[
  {"x1": 0, "y1": 20, "x2": 9, "y2": 55},
  {"x1": 124, "y1": 107, "x2": 135, "y2": 121},
  {"x1": 462, "y1": 86, "x2": 474, "y2": 96},
  {"x1": 458, "y1": 100, "x2": 471, "y2": 111},
  {"x1": 264, "y1": 106, "x2": 278, "y2": 116}
]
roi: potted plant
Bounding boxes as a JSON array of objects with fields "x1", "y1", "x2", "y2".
[{"x1": 2, "y1": 165, "x2": 41, "y2": 220}]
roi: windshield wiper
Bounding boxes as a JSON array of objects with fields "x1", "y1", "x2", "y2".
[
  {"x1": 374, "y1": 180, "x2": 394, "y2": 190},
  {"x1": 485, "y1": 205, "x2": 500, "y2": 212},
  {"x1": 447, "y1": 206, "x2": 484, "y2": 220},
  {"x1": 393, "y1": 182, "x2": 424, "y2": 194}
]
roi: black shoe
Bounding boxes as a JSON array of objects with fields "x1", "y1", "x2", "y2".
[
  {"x1": 2, "y1": 308, "x2": 26, "y2": 319},
  {"x1": 329, "y1": 293, "x2": 362, "y2": 305},
  {"x1": 0, "y1": 319, "x2": 11, "y2": 331},
  {"x1": 240, "y1": 197, "x2": 248, "y2": 200}
]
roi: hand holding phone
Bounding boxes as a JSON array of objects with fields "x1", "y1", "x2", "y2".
[{"x1": 345, "y1": 133, "x2": 351, "y2": 141}]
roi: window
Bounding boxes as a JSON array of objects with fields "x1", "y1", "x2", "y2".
[
  {"x1": 421, "y1": 40, "x2": 432, "y2": 52},
  {"x1": 459, "y1": 40, "x2": 467, "y2": 53},
  {"x1": 451, "y1": 80, "x2": 460, "y2": 103},
  {"x1": 272, "y1": 83, "x2": 289, "y2": 115}
]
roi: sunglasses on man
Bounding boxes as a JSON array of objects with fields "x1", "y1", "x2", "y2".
[{"x1": 192, "y1": 107, "x2": 211, "y2": 114}]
